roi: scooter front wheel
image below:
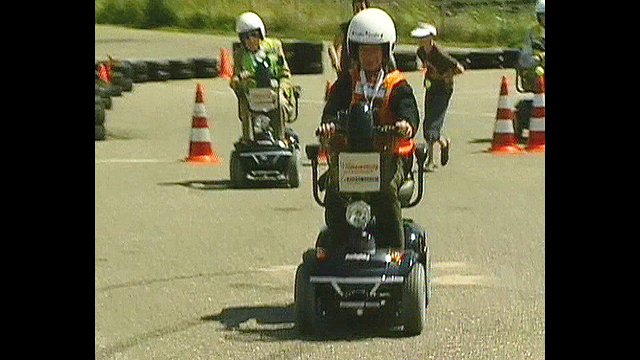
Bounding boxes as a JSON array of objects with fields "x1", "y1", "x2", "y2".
[{"x1": 401, "y1": 262, "x2": 426, "y2": 336}]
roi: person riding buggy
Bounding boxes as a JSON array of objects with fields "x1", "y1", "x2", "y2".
[
  {"x1": 298, "y1": 9, "x2": 430, "y2": 336},
  {"x1": 230, "y1": 12, "x2": 299, "y2": 144},
  {"x1": 229, "y1": 12, "x2": 302, "y2": 188},
  {"x1": 516, "y1": 0, "x2": 545, "y2": 93},
  {"x1": 513, "y1": 0, "x2": 544, "y2": 141},
  {"x1": 317, "y1": 8, "x2": 420, "y2": 250}
]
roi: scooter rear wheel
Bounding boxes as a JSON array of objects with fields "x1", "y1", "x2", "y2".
[
  {"x1": 229, "y1": 151, "x2": 247, "y2": 188},
  {"x1": 287, "y1": 149, "x2": 301, "y2": 188},
  {"x1": 294, "y1": 263, "x2": 315, "y2": 335}
]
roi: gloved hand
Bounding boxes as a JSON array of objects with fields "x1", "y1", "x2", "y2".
[
  {"x1": 316, "y1": 122, "x2": 336, "y2": 138},
  {"x1": 395, "y1": 120, "x2": 413, "y2": 138}
]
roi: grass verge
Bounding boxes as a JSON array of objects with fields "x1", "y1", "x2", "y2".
[{"x1": 95, "y1": 0, "x2": 537, "y2": 48}]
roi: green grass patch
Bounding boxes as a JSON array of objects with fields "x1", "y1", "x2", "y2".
[{"x1": 95, "y1": 0, "x2": 538, "y2": 48}]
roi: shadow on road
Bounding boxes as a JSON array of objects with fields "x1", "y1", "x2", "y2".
[
  {"x1": 158, "y1": 179, "x2": 232, "y2": 190},
  {"x1": 469, "y1": 138, "x2": 492, "y2": 144},
  {"x1": 201, "y1": 303, "x2": 407, "y2": 342},
  {"x1": 158, "y1": 179, "x2": 296, "y2": 190}
]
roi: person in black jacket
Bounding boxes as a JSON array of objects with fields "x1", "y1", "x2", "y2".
[
  {"x1": 318, "y1": 8, "x2": 419, "y2": 249},
  {"x1": 411, "y1": 23, "x2": 464, "y2": 171}
]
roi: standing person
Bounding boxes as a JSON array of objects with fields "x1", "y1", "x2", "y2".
[
  {"x1": 327, "y1": 0, "x2": 370, "y2": 77},
  {"x1": 318, "y1": 8, "x2": 419, "y2": 249},
  {"x1": 231, "y1": 12, "x2": 296, "y2": 142},
  {"x1": 411, "y1": 23, "x2": 464, "y2": 171}
]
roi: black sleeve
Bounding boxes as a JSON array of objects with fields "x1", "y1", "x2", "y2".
[
  {"x1": 432, "y1": 46, "x2": 460, "y2": 72},
  {"x1": 416, "y1": 47, "x2": 426, "y2": 64},
  {"x1": 389, "y1": 82, "x2": 420, "y2": 138},
  {"x1": 321, "y1": 73, "x2": 352, "y2": 123}
]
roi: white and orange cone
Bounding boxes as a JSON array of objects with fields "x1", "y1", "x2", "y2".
[
  {"x1": 525, "y1": 74, "x2": 545, "y2": 152},
  {"x1": 185, "y1": 83, "x2": 220, "y2": 163},
  {"x1": 219, "y1": 48, "x2": 233, "y2": 80},
  {"x1": 489, "y1": 76, "x2": 522, "y2": 154}
]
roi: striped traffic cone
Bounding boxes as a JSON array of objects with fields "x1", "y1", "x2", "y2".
[
  {"x1": 219, "y1": 48, "x2": 233, "y2": 80},
  {"x1": 98, "y1": 62, "x2": 111, "y2": 83},
  {"x1": 185, "y1": 83, "x2": 220, "y2": 163},
  {"x1": 489, "y1": 76, "x2": 521, "y2": 153},
  {"x1": 525, "y1": 75, "x2": 545, "y2": 152}
]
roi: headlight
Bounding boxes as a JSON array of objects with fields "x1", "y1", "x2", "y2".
[
  {"x1": 345, "y1": 200, "x2": 371, "y2": 229},
  {"x1": 253, "y1": 114, "x2": 272, "y2": 134},
  {"x1": 385, "y1": 251, "x2": 405, "y2": 265}
]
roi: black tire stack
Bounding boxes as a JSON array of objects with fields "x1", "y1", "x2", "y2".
[
  {"x1": 282, "y1": 41, "x2": 323, "y2": 75},
  {"x1": 233, "y1": 41, "x2": 324, "y2": 75},
  {"x1": 95, "y1": 59, "x2": 136, "y2": 141},
  {"x1": 394, "y1": 51, "x2": 419, "y2": 72},
  {"x1": 447, "y1": 48, "x2": 523, "y2": 70}
]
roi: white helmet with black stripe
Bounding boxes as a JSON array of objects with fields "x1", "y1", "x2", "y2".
[
  {"x1": 347, "y1": 8, "x2": 397, "y2": 66},
  {"x1": 236, "y1": 12, "x2": 265, "y2": 39}
]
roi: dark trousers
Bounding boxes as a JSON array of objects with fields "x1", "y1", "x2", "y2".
[
  {"x1": 324, "y1": 155, "x2": 405, "y2": 249},
  {"x1": 423, "y1": 84, "x2": 454, "y2": 143}
]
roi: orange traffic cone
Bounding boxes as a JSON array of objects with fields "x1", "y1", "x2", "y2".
[
  {"x1": 489, "y1": 76, "x2": 521, "y2": 153},
  {"x1": 525, "y1": 75, "x2": 545, "y2": 152},
  {"x1": 219, "y1": 48, "x2": 233, "y2": 80},
  {"x1": 98, "y1": 62, "x2": 111, "y2": 83},
  {"x1": 185, "y1": 83, "x2": 221, "y2": 163}
]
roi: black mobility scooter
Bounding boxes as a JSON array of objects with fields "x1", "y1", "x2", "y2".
[
  {"x1": 295, "y1": 104, "x2": 431, "y2": 336},
  {"x1": 229, "y1": 61, "x2": 302, "y2": 188},
  {"x1": 514, "y1": 40, "x2": 545, "y2": 143}
]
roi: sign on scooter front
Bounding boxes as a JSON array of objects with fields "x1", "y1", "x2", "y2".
[{"x1": 338, "y1": 153, "x2": 381, "y2": 192}]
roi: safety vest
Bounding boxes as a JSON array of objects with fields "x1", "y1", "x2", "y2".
[
  {"x1": 327, "y1": 68, "x2": 408, "y2": 153},
  {"x1": 350, "y1": 68, "x2": 407, "y2": 127},
  {"x1": 235, "y1": 38, "x2": 288, "y2": 80}
]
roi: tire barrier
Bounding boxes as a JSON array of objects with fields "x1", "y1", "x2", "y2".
[
  {"x1": 95, "y1": 46, "x2": 522, "y2": 117},
  {"x1": 501, "y1": 48, "x2": 520, "y2": 69},
  {"x1": 95, "y1": 67, "x2": 111, "y2": 141},
  {"x1": 446, "y1": 48, "x2": 524, "y2": 70},
  {"x1": 394, "y1": 50, "x2": 418, "y2": 72},
  {"x1": 282, "y1": 41, "x2": 323, "y2": 75},
  {"x1": 131, "y1": 61, "x2": 149, "y2": 83},
  {"x1": 95, "y1": 58, "x2": 138, "y2": 141},
  {"x1": 145, "y1": 60, "x2": 171, "y2": 82},
  {"x1": 233, "y1": 41, "x2": 324, "y2": 75},
  {"x1": 168, "y1": 59, "x2": 195, "y2": 80},
  {"x1": 467, "y1": 50, "x2": 504, "y2": 70},
  {"x1": 95, "y1": 91, "x2": 107, "y2": 141},
  {"x1": 192, "y1": 57, "x2": 219, "y2": 78}
]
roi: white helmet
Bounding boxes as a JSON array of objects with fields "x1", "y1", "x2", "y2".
[
  {"x1": 410, "y1": 23, "x2": 437, "y2": 38},
  {"x1": 535, "y1": 0, "x2": 545, "y2": 14},
  {"x1": 347, "y1": 8, "x2": 397, "y2": 61},
  {"x1": 236, "y1": 12, "x2": 265, "y2": 39}
]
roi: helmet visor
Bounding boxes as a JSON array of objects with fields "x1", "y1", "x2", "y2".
[{"x1": 240, "y1": 29, "x2": 262, "y2": 40}]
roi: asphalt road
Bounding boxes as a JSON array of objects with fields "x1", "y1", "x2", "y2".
[{"x1": 95, "y1": 25, "x2": 545, "y2": 359}]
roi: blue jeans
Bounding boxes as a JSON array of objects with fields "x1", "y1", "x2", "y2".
[{"x1": 423, "y1": 84, "x2": 454, "y2": 143}]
